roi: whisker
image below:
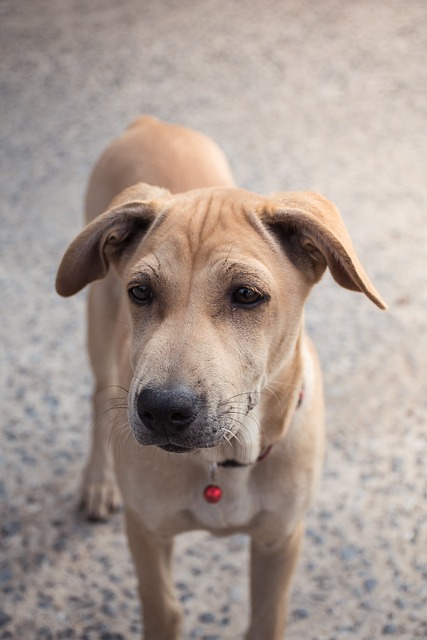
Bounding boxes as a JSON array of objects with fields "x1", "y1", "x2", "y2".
[
  {"x1": 217, "y1": 391, "x2": 257, "y2": 408},
  {"x1": 95, "y1": 384, "x2": 129, "y2": 397}
]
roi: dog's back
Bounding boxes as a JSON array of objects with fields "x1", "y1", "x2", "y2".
[{"x1": 85, "y1": 115, "x2": 235, "y2": 223}]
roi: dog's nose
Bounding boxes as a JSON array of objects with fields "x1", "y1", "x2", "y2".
[{"x1": 136, "y1": 386, "x2": 198, "y2": 434}]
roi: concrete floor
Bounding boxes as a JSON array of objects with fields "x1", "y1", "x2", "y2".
[{"x1": 1, "y1": 0, "x2": 426, "y2": 638}]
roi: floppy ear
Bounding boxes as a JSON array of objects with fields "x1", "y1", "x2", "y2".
[
  {"x1": 55, "y1": 183, "x2": 170, "y2": 297},
  {"x1": 262, "y1": 191, "x2": 387, "y2": 309}
]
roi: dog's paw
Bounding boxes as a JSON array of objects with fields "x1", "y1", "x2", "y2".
[{"x1": 81, "y1": 470, "x2": 121, "y2": 521}]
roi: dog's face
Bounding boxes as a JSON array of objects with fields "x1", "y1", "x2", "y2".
[
  {"x1": 56, "y1": 185, "x2": 385, "y2": 461},
  {"x1": 123, "y1": 189, "x2": 311, "y2": 460}
]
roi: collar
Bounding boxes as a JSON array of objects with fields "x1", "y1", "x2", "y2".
[
  {"x1": 216, "y1": 385, "x2": 304, "y2": 470},
  {"x1": 203, "y1": 384, "x2": 304, "y2": 503},
  {"x1": 217, "y1": 443, "x2": 273, "y2": 468}
]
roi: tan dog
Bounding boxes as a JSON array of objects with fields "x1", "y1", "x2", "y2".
[{"x1": 56, "y1": 116, "x2": 386, "y2": 639}]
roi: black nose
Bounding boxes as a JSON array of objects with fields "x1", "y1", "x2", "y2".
[{"x1": 136, "y1": 386, "x2": 198, "y2": 435}]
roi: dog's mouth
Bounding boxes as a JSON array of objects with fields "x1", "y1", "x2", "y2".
[
  {"x1": 158, "y1": 439, "x2": 220, "y2": 454},
  {"x1": 158, "y1": 443, "x2": 193, "y2": 454}
]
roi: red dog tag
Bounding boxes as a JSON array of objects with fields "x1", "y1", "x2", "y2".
[{"x1": 203, "y1": 484, "x2": 223, "y2": 503}]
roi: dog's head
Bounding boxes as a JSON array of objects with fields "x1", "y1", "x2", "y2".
[{"x1": 56, "y1": 184, "x2": 386, "y2": 462}]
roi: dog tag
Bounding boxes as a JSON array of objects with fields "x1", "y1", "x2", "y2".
[
  {"x1": 204, "y1": 484, "x2": 223, "y2": 503},
  {"x1": 204, "y1": 462, "x2": 222, "y2": 503}
]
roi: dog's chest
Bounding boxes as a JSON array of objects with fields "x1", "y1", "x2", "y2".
[
  {"x1": 188, "y1": 466, "x2": 258, "y2": 533},
  {"x1": 120, "y1": 455, "x2": 278, "y2": 535}
]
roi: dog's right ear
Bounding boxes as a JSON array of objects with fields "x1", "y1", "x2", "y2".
[{"x1": 55, "y1": 183, "x2": 170, "y2": 297}]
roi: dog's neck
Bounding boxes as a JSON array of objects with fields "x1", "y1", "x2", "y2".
[
  {"x1": 217, "y1": 443, "x2": 274, "y2": 469},
  {"x1": 201, "y1": 383, "x2": 305, "y2": 503},
  {"x1": 215, "y1": 384, "x2": 304, "y2": 469},
  {"x1": 200, "y1": 337, "x2": 306, "y2": 467}
]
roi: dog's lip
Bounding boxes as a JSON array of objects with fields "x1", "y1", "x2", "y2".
[
  {"x1": 157, "y1": 438, "x2": 221, "y2": 454},
  {"x1": 158, "y1": 443, "x2": 195, "y2": 454}
]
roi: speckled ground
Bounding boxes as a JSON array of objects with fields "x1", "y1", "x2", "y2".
[{"x1": 1, "y1": 0, "x2": 427, "y2": 638}]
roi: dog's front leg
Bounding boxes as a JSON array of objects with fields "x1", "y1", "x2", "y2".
[
  {"x1": 80, "y1": 386, "x2": 122, "y2": 520},
  {"x1": 81, "y1": 278, "x2": 124, "y2": 520},
  {"x1": 246, "y1": 521, "x2": 304, "y2": 640},
  {"x1": 125, "y1": 508, "x2": 182, "y2": 640}
]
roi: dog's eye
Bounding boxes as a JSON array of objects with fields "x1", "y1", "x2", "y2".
[
  {"x1": 232, "y1": 286, "x2": 265, "y2": 307},
  {"x1": 128, "y1": 285, "x2": 153, "y2": 305}
]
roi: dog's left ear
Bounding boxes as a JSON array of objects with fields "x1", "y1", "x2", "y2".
[{"x1": 262, "y1": 191, "x2": 387, "y2": 309}]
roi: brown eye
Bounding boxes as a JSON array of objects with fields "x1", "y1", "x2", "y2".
[
  {"x1": 232, "y1": 286, "x2": 265, "y2": 307},
  {"x1": 128, "y1": 284, "x2": 153, "y2": 305}
]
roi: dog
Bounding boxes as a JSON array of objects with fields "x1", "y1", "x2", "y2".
[{"x1": 56, "y1": 115, "x2": 386, "y2": 639}]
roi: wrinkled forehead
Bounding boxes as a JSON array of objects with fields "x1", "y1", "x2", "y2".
[{"x1": 131, "y1": 188, "x2": 278, "y2": 273}]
